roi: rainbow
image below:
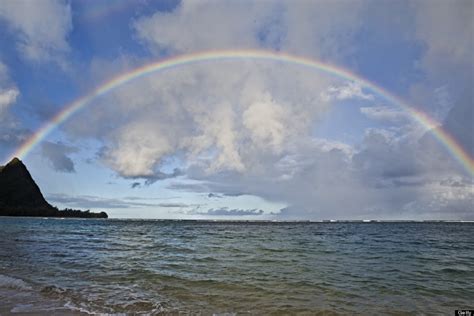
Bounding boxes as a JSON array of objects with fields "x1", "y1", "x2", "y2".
[{"x1": 7, "y1": 49, "x2": 474, "y2": 176}]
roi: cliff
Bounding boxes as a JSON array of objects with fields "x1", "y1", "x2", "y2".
[{"x1": 0, "y1": 158, "x2": 107, "y2": 218}]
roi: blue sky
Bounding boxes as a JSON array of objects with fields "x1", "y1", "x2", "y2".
[{"x1": 0, "y1": 0, "x2": 472, "y2": 219}]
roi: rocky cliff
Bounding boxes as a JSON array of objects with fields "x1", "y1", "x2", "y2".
[{"x1": 0, "y1": 157, "x2": 107, "y2": 218}]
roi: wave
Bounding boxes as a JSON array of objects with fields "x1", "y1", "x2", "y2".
[{"x1": 0, "y1": 273, "x2": 32, "y2": 290}]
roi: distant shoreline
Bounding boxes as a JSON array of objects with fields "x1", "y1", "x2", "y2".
[
  {"x1": 0, "y1": 216, "x2": 107, "y2": 220},
  {"x1": 1, "y1": 217, "x2": 472, "y2": 223},
  {"x1": 0, "y1": 209, "x2": 108, "y2": 219}
]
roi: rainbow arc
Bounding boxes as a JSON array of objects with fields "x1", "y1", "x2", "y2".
[{"x1": 7, "y1": 50, "x2": 474, "y2": 176}]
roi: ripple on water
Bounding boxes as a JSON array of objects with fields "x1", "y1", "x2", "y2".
[{"x1": 0, "y1": 219, "x2": 473, "y2": 315}]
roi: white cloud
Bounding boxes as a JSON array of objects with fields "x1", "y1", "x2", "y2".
[
  {"x1": 103, "y1": 120, "x2": 174, "y2": 178},
  {"x1": 133, "y1": 0, "x2": 364, "y2": 61},
  {"x1": 0, "y1": 62, "x2": 9, "y2": 82},
  {"x1": 321, "y1": 82, "x2": 374, "y2": 102},
  {"x1": 0, "y1": 60, "x2": 28, "y2": 151},
  {"x1": 242, "y1": 93, "x2": 287, "y2": 151},
  {"x1": 133, "y1": 1, "x2": 267, "y2": 53},
  {"x1": 191, "y1": 102, "x2": 245, "y2": 173},
  {"x1": 0, "y1": 0, "x2": 72, "y2": 63},
  {"x1": 68, "y1": 57, "x2": 335, "y2": 179},
  {"x1": 0, "y1": 61, "x2": 19, "y2": 116},
  {"x1": 360, "y1": 106, "x2": 407, "y2": 123},
  {"x1": 0, "y1": 88, "x2": 19, "y2": 112}
]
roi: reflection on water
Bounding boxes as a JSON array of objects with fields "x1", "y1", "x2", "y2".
[{"x1": 0, "y1": 218, "x2": 473, "y2": 314}]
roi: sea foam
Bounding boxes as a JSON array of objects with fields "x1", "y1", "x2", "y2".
[{"x1": 0, "y1": 274, "x2": 32, "y2": 290}]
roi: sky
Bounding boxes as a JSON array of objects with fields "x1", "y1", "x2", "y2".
[{"x1": 0, "y1": 0, "x2": 472, "y2": 220}]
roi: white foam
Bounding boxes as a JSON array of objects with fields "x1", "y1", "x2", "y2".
[
  {"x1": 10, "y1": 304, "x2": 35, "y2": 313},
  {"x1": 0, "y1": 274, "x2": 32, "y2": 290}
]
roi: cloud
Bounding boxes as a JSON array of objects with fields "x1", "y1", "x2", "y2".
[
  {"x1": 101, "y1": 119, "x2": 175, "y2": 177},
  {"x1": 142, "y1": 169, "x2": 184, "y2": 185},
  {"x1": 407, "y1": 0, "x2": 472, "y2": 122},
  {"x1": 353, "y1": 128, "x2": 424, "y2": 181},
  {"x1": 208, "y1": 193, "x2": 222, "y2": 199},
  {"x1": 47, "y1": 193, "x2": 130, "y2": 209},
  {"x1": 320, "y1": 82, "x2": 374, "y2": 102},
  {"x1": 73, "y1": 54, "x2": 472, "y2": 219},
  {"x1": 123, "y1": 196, "x2": 182, "y2": 201},
  {"x1": 55, "y1": 1, "x2": 472, "y2": 220},
  {"x1": 243, "y1": 93, "x2": 288, "y2": 151},
  {"x1": 47, "y1": 193, "x2": 196, "y2": 209},
  {"x1": 414, "y1": 0, "x2": 473, "y2": 70},
  {"x1": 40, "y1": 141, "x2": 78, "y2": 173},
  {"x1": 0, "y1": 88, "x2": 19, "y2": 113},
  {"x1": 133, "y1": 1, "x2": 266, "y2": 54},
  {"x1": 181, "y1": 125, "x2": 472, "y2": 220},
  {"x1": 66, "y1": 0, "x2": 368, "y2": 181},
  {"x1": 360, "y1": 106, "x2": 408, "y2": 123},
  {"x1": 401, "y1": 181, "x2": 474, "y2": 220},
  {"x1": 0, "y1": 61, "x2": 29, "y2": 156},
  {"x1": 196, "y1": 207, "x2": 264, "y2": 216},
  {"x1": 439, "y1": 176, "x2": 473, "y2": 188},
  {"x1": 0, "y1": 62, "x2": 19, "y2": 115},
  {"x1": 71, "y1": 57, "x2": 335, "y2": 180},
  {"x1": 436, "y1": 89, "x2": 474, "y2": 158},
  {"x1": 0, "y1": 0, "x2": 72, "y2": 63},
  {"x1": 133, "y1": 0, "x2": 364, "y2": 60},
  {"x1": 131, "y1": 182, "x2": 141, "y2": 189}
]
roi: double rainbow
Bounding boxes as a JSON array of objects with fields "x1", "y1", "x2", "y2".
[{"x1": 7, "y1": 50, "x2": 474, "y2": 176}]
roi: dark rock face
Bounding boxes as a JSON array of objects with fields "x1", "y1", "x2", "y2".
[
  {"x1": 0, "y1": 157, "x2": 52, "y2": 209},
  {"x1": 0, "y1": 158, "x2": 107, "y2": 218}
]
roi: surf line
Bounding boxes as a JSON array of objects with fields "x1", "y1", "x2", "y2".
[{"x1": 8, "y1": 49, "x2": 474, "y2": 176}]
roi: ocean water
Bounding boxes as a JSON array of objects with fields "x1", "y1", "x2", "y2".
[{"x1": 0, "y1": 218, "x2": 472, "y2": 315}]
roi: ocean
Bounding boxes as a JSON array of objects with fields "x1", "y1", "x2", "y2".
[{"x1": 0, "y1": 218, "x2": 472, "y2": 315}]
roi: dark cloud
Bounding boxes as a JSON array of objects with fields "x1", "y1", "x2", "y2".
[
  {"x1": 47, "y1": 193, "x2": 129, "y2": 209},
  {"x1": 432, "y1": 89, "x2": 474, "y2": 157},
  {"x1": 414, "y1": 90, "x2": 474, "y2": 179},
  {"x1": 47, "y1": 193, "x2": 196, "y2": 209},
  {"x1": 223, "y1": 192, "x2": 248, "y2": 197},
  {"x1": 41, "y1": 141, "x2": 78, "y2": 173},
  {"x1": 143, "y1": 168, "x2": 183, "y2": 185},
  {"x1": 439, "y1": 177, "x2": 473, "y2": 188},
  {"x1": 352, "y1": 129, "x2": 424, "y2": 183},
  {"x1": 208, "y1": 193, "x2": 222, "y2": 198},
  {"x1": 131, "y1": 182, "x2": 141, "y2": 189},
  {"x1": 198, "y1": 207, "x2": 264, "y2": 216}
]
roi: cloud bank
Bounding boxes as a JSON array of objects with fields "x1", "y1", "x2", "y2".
[{"x1": 2, "y1": 0, "x2": 471, "y2": 219}]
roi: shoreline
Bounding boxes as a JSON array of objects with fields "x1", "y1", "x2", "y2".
[{"x1": 1, "y1": 216, "x2": 472, "y2": 223}]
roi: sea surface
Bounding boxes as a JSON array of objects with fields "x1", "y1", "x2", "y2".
[{"x1": 0, "y1": 218, "x2": 472, "y2": 315}]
